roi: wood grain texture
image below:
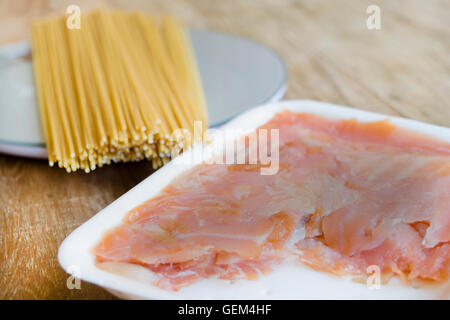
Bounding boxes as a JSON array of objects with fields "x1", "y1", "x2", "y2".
[{"x1": 0, "y1": 0, "x2": 449, "y2": 299}]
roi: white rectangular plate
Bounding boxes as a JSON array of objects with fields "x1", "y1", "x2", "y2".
[{"x1": 58, "y1": 100, "x2": 450, "y2": 300}]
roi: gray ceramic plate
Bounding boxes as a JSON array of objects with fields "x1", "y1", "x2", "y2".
[{"x1": 0, "y1": 29, "x2": 286, "y2": 159}]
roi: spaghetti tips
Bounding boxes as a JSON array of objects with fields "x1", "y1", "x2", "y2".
[{"x1": 31, "y1": 9, "x2": 208, "y2": 172}]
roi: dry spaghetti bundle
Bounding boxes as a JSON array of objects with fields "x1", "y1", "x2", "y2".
[{"x1": 31, "y1": 9, "x2": 208, "y2": 172}]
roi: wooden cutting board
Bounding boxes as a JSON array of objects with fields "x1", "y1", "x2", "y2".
[{"x1": 1, "y1": 0, "x2": 449, "y2": 299}]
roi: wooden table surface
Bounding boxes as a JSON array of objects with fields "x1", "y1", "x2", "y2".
[{"x1": 1, "y1": 0, "x2": 449, "y2": 299}]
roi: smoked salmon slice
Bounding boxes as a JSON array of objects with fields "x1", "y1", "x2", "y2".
[{"x1": 93, "y1": 111, "x2": 450, "y2": 290}]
